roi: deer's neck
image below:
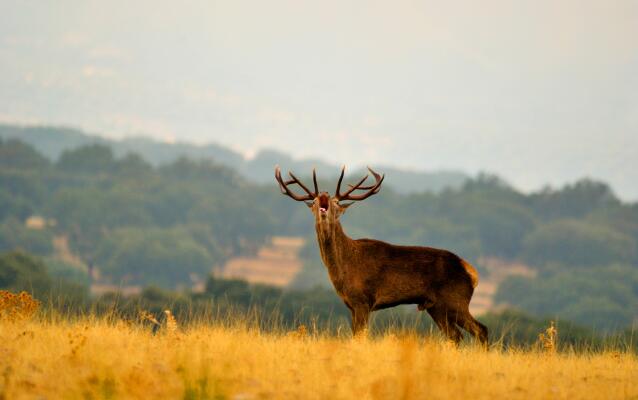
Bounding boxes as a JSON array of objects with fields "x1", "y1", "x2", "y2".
[{"x1": 315, "y1": 220, "x2": 353, "y2": 277}]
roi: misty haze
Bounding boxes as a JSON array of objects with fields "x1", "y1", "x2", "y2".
[
  {"x1": 1, "y1": 2, "x2": 637, "y2": 399},
  {"x1": 1, "y1": 0, "x2": 637, "y2": 198}
]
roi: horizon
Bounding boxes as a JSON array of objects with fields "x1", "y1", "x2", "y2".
[{"x1": 3, "y1": 121, "x2": 634, "y2": 202}]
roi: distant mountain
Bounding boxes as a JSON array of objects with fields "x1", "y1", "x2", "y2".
[
  {"x1": 356, "y1": 166, "x2": 467, "y2": 195},
  {"x1": 0, "y1": 123, "x2": 467, "y2": 194},
  {"x1": 0, "y1": 124, "x2": 244, "y2": 168},
  {"x1": 241, "y1": 149, "x2": 335, "y2": 184},
  {"x1": 0, "y1": 125, "x2": 101, "y2": 161}
]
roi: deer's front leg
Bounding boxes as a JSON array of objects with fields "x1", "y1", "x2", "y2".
[{"x1": 351, "y1": 304, "x2": 370, "y2": 337}]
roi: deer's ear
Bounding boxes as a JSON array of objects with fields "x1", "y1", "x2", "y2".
[
  {"x1": 305, "y1": 201, "x2": 313, "y2": 208},
  {"x1": 339, "y1": 202, "x2": 354, "y2": 213}
]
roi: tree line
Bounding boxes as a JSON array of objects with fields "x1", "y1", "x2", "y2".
[{"x1": 1, "y1": 137, "x2": 637, "y2": 330}]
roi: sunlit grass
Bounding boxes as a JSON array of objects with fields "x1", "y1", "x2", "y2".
[{"x1": 1, "y1": 302, "x2": 637, "y2": 400}]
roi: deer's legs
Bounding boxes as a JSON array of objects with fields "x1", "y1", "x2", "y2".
[
  {"x1": 426, "y1": 306, "x2": 462, "y2": 344},
  {"x1": 455, "y1": 309, "x2": 488, "y2": 347},
  {"x1": 351, "y1": 304, "x2": 370, "y2": 337}
]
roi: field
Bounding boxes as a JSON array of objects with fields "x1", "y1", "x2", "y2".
[{"x1": 1, "y1": 313, "x2": 637, "y2": 400}]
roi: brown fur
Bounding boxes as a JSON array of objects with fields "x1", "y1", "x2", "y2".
[
  {"x1": 275, "y1": 166, "x2": 487, "y2": 345},
  {"x1": 461, "y1": 259, "x2": 479, "y2": 289},
  {"x1": 309, "y1": 194, "x2": 488, "y2": 345}
]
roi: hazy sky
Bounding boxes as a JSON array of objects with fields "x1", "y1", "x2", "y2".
[{"x1": 1, "y1": 1, "x2": 637, "y2": 198}]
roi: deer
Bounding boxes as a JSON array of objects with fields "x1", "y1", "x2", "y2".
[{"x1": 275, "y1": 165, "x2": 488, "y2": 345}]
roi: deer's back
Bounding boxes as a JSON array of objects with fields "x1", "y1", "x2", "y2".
[{"x1": 351, "y1": 238, "x2": 473, "y2": 289}]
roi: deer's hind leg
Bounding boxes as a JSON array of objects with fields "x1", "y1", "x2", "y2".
[
  {"x1": 453, "y1": 308, "x2": 488, "y2": 346},
  {"x1": 432, "y1": 281, "x2": 488, "y2": 346},
  {"x1": 426, "y1": 305, "x2": 462, "y2": 344}
]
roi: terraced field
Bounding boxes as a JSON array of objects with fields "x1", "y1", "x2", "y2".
[{"x1": 220, "y1": 236, "x2": 305, "y2": 287}]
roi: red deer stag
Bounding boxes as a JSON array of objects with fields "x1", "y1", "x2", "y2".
[{"x1": 275, "y1": 166, "x2": 488, "y2": 345}]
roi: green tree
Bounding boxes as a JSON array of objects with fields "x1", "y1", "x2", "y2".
[
  {"x1": 57, "y1": 144, "x2": 116, "y2": 174},
  {"x1": 0, "y1": 191, "x2": 33, "y2": 222},
  {"x1": 0, "y1": 251, "x2": 52, "y2": 296},
  {"x1": 115, "y1": 152, "x2": 153, "y2": 177},
  {"x1": 188, "y1": 193, "x2": 276, "y2": 254},
  {"x1": 522, "y1": 220, "x2": 636, "y2": 267},
  {"x1": 587, "y1": 204, "x2": 638, "y2": 256},
  {"x1": 0, "y1": 218, "x2": 53, "y2": 256},
  {"x1": 495, "y1": 265, "x2": 638, "y2": 330},
  {"x1": 159, "y1": 157, "x2": 240, "y2": 186},
  {"x1": 0, "y1": 170, "x2": 46, "y2": 211},
  {"x1": 0, "y1": 138, "x2": 50, "y2": 170},
  {"x1": 530, "y1": 179, "x2": 619, "y2": 220},
  {"x1": 95, "y1": 227, "x2": 216, "y2": 288},
  {"x1": 440, "y1": 175, "x2": 534, "y2": 258}
]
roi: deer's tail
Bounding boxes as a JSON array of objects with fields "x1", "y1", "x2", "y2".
[{"x1": 460, "y1": 259, "x2": 479, "y2": 288}]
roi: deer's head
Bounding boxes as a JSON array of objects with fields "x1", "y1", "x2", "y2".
[{"x1": 274, "y1": 166, "x2": 385, "y2": 229}]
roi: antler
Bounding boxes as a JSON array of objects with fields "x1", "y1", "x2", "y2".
[
  {"x1": 335, "y1": 166, "x2": 385, "y2": 201},
  {"x1": 275, "y1": 166, "x2": 319, "y2": 204}
]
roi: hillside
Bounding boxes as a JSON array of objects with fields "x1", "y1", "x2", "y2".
[
  {"x1": 0, "y1": 124, "x2": 243, "y2": 168},
  {"x1": 0, "y1": 123, "x2": 467, "y2": 194},
  {"x1": 2, "y1": 134, "x2": 638, "y2": 331},
  {"x1": 219, "y1": 236, "x2": 305, "y2": 287}
]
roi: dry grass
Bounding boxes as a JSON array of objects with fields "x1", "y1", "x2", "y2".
[
  {"x1": 537, "y1": 320, "x2": 558, "y2": 354},
  {"x1": 0, "y1": 290, "x2": 40, "y2": 322},
  {"x1": 1, "y1": 309, "x2": 637, "y2": 400}
]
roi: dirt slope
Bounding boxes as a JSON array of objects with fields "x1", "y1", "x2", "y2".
[{"x1": 220, "y1": 236, "x2": 305, "y2": 287}]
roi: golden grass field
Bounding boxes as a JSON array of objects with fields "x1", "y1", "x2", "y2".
[
  {"x1": 1, "y1": 319, "x2": 637, "y2": 399},
  {"x1": 1, "y1": 292, "x2": 637, "y2": 400}
]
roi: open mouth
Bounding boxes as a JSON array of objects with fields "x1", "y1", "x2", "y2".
[{"x1": 319, "y1": 194, "x2": 330, "y2": 214}]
